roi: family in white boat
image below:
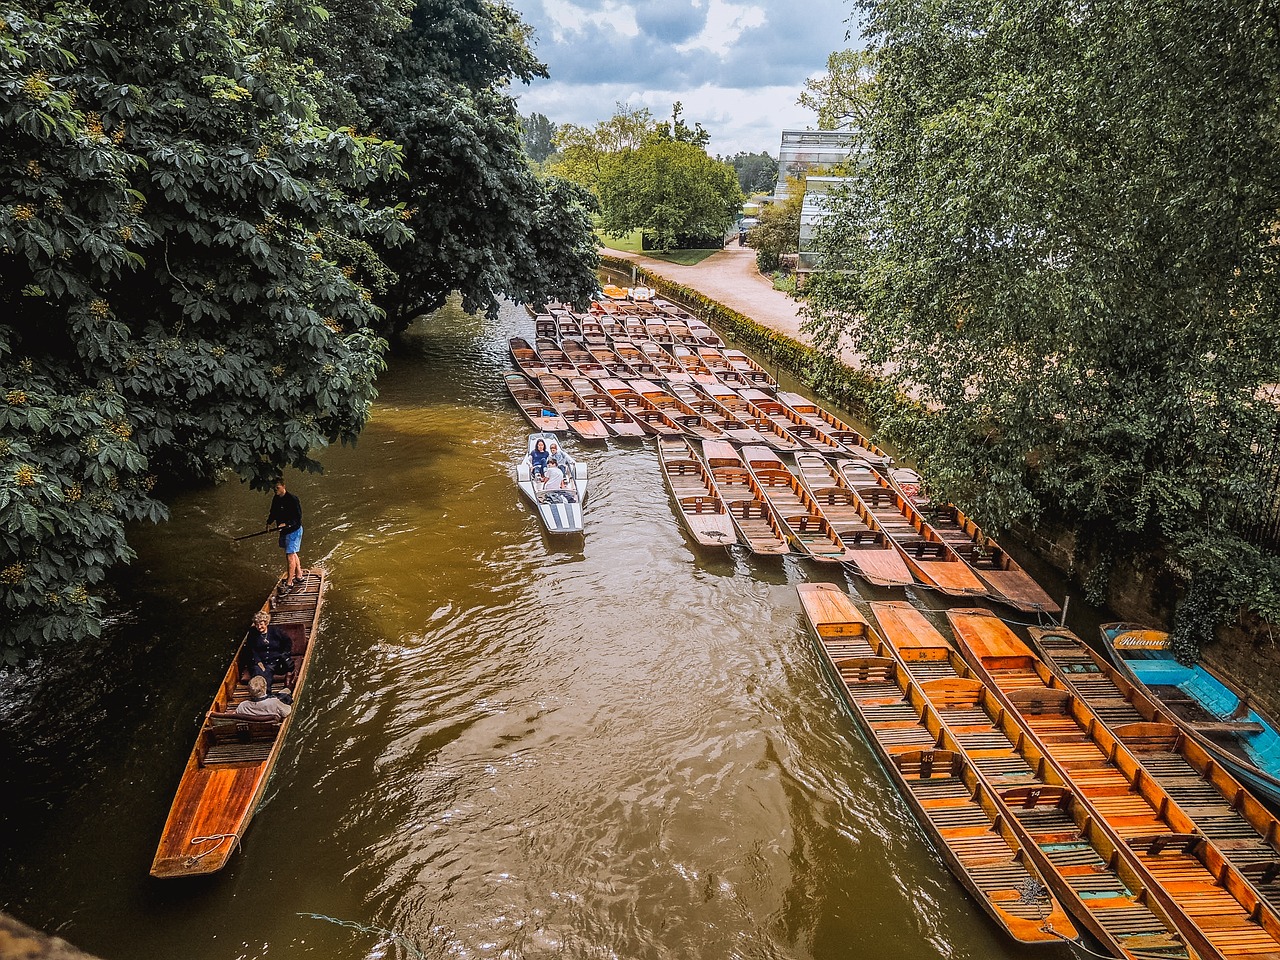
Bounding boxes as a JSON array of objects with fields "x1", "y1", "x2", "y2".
[{"x1": 528, "y1": 437, "x2": 579, "y2": 502}]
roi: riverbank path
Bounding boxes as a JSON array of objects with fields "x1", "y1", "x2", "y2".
[{"x1": 602, "y1": 244, "x2": 863, "y2": 370}]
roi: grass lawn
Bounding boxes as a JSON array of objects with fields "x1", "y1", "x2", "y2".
[{"x1": 597, "y1": 228, "x2": 723, "y2": 266}]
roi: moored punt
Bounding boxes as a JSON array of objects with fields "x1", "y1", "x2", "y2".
[
  {"x1": 579, "y1": 316, "x2": 608, "y2": 349},
  {"x1": 777, "y1": 391, "x2": 891, "y2": 467},
  {"x1": 1027, "y1": 624, "x2": 1280, "y2": 910},
  {"x1": 667, "y1": 383, "x2": 773, "y2": 447},
  {"x1": 793, "y1": 454, "x2": 914, "y2": 588},
  {"x1": 796, "y1": 585, "x2": 1079, "y2": 946},
  {"x1": 504, "y1": 371, "x2": 569, "y2": 433},
  {"x1": 601, "y1": 316, "x2": 629, "y2": 339},
  {"x1": 556, "y1": 314, "x2": 582, "y2": 341},
  {"x1": 657, "y1": 436, "x2": 738, "y2": 549},
  {"x1": 922, "y1": 503, "x2": 1060, "y2": 615},
  {"x1": 665, "y1": 317, "x2": 695, "y2": 344},
  {"x1": 838, "y1": 459, "x2": 987, "y2": 597},
  {"x1": 595, "y1": 377, "x2": 685, "y2": 438},
  {"x1": 567, "y1": 377, "x2": 647, "y2": 439},
  {"x1": 533, "y1": 314, "x2": 558, "y2": 340},
  {"x1": 637, "y1": 340, "x2": 694, "y2": 383},
  {"x1": 670, "y1": 344, "x2": 721, "y2": 386},
  {"x1": 723, "y1": 349, "x2": 775, "y2": 390},
  {"x1": 588, "y1": 344, "x2": 641, "y2": 381},
  {"x1": 509, "y1": 336, "x2": 550, "y2": 379},
  {"x1": 948, "y1": 608, "x2": 1280, "y2": 960},
  {"x1": 862, "y1": 598, "x2": 1194, "y2": 958},
  {"x1": 632, "y1": 379, "x2": 728, "y2": 442},
  {"x1": 738, "y1": 387, "x2": 846, "y2": 456},
  {"x1": 608, "y1": 338, "x2": 664, "y2": 380},
  {"x1": 740, "y1": 446, "x2": 850, "y2": 562},
  {"x1": 1100, "y1": 623, "x2": 1280, "y2": 810},
  {"x1": 702, "y1": 440, "x2": 790, "y2": 555},
  {"x1": 693, "y1": 346, "x2": 752, "y2": 389},
  {"x1": 643, "y1": 318, "x2": 675, "y2": 345},
  {"x1": 152, "y1": 569, "x2": 328, "y2": 878},
  {"x1": 560, "y1": 339, "x2": 610, "y2": 380},
  {"x1": 534, "y1": 374, "x2": 611, "y2": 443},
  {"x1": 688, "y1": 319, "x2": 725, "y2": 349},
  {"x1": 697, "y1": 382, "x2": 807, "y2": 453},
  {"x1": 533, "y1": 338, "x2": 581, "y2": 380}
]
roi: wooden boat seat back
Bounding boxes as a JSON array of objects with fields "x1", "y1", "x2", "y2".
[
  {"x1": 1004, "y1": 686, "x2": 1072, "y2": 717},
  {"x1": 200, "y1": 715, "x2": 282, "y2": 767},
  {"x1": 1125, "y1": 833, "x2": 1206, "y2": 857},
  {"x1": 893, "y1": 749, "x2": 963, "y2": 780},
  {"x1": 1110, "y1": 721, "x2": 1183, "y2": 753},
  {"x1": 919, "y1": 676, "x2": 986, "y2": 709},
  {"x1": 832, "y1": 656, "x2": 896, "y2": 684},
  {"x1": 731, "y1": 501, "x2": 770, "y2": 521},
  {"x1": 680, "y1": 496, "x2": 725, "y2": 515},
  {"x1": 998, "y1": 785, "x2": 1072, "y2": 811}
]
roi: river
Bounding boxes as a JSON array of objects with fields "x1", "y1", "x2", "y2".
[{"x1": 0, "y1": 302, "x2": 1081, "y2": 960}]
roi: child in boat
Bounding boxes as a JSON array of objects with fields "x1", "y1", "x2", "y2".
[
  {"x1": 547, "y1": 441, "x2": 574, "y2": 474},
  {"x1": 530, "y1": 438, "x2": 549, "y2": 480}
]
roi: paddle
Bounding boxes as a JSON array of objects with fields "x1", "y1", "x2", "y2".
[{"x1": 231, "y1": 527, "x2": 278, "y2": 542}]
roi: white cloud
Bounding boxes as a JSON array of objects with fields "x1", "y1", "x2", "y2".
[
  {"x1": 675, "y1": 0, "x2": 767, "y2": 57},
  {"x1": 541, "y1": 0, "x2": 640, "y2": 41}
]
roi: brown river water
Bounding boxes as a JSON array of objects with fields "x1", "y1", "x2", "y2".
[{"x1": 0, "y1": 303, "x2": 1088, "y2": 960}]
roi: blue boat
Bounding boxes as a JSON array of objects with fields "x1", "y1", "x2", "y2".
[{"x1": 1101, "y1": 621, "x2": 1280, "y2": 810}]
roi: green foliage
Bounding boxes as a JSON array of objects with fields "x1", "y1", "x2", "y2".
[
  {"x1": 797, "y1": 49, "x2": 878, "y2": 134},
  {"x1": 723, "y1": 151, "x2": 777, "y2": 193},
  {"x1": 361, "y1": 0, "x2": 600, "y2": 325},
  {"x1": 747, "y1": 179, "x2": 804, "y2": 271},
  {"x1": 598, "y1": 141, "x2": 741, "y2": 252},
  {"x1": 804, "y1": 0, "x2": 1280, "y2": 650},
  {"x1": 0, "y1": 0, "x2": 406, "y2": 662},
  {"x1": 521, "y1": 112, "x2": 557, "y2": 163}
]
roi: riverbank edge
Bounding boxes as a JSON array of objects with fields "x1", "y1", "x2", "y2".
[{"x1": 598, "y1": 254, "x2": 1280, "y2": 720}]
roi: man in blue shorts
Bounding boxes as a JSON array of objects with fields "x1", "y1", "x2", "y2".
[{"x1": 266, "y1": 478, "x2": 304, "y2": 589}]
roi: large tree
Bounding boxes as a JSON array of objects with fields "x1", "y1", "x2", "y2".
[
  {"x1": 797, "y1": 49, "x2": 877, "y2": 134},
  {"x1": 359, "y1": 0, "x2": 599, "y2": 326},
  {"x1": 804, "y1": 0, "x2": 1280, "y2": 652},
  {"x1": 725, "y1": 151, "x2": 778, "y2": 194},
  {"x1": 0, "y1": 0, "x2": 406, "y2": 661}
]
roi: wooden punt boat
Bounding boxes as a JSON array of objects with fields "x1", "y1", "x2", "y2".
[
  {"x1": 533, "y1": 315, "x2": 558, "y2": 340},
  {"x1": 657, "y1": 436, "x2": 738, "y2": 549},
  {"x1": 556, "y1": 314, "x2": 582, "y2": 341},
  {"x1": 509, "y1": 336, "x2": 550, "y2": 380},
  {"x1": 587, "y1": 345, "x2": 641, "y2": 381},
  {"x1": 579, "y1": 316, "x2": 608, "y2": 349},
  {"x1": 838, "y1": 459, "x2": 987, "y2": 597},
  {"x1": 601, "y1": 316, "x2": 629, "y2": 339},
  {"x1": 516, "y1": 431, "x2": 587, "y2": 533},
  {"x1": 1028, "y1": 624, "x2": 1280, "y2": 910},
  {"x1": 665, "y1": 317, "x2": 696, "y2": 345},
  {"x1": 792, "y1": 454, "x2": 914, "y2": 587},
  {"x1": 559, "y1": 339, "x2": 609, "y2": 380},
  {"x1": 739, "y1": 446, "x2": 851, "y2": 561},
  {"x1": 643, "y1": 318, "x2": 675, "y2": 345},
  {"x1": 919, "y1": 503, "x2": 1059, "y2": 615},
  {"x1": 623, "y1": 315, "x2": 649, "y2": 341},
  {"x1": 1100, "y1": 623, "x2": 1280, "y2": 810},
  {"x1": 670, "y1": 344, "x2": 721, "y2": 386},
  {"x1": 701, "y1": 440, "x2": 790, "y2": 555},
  {"x1": 533, "y1": 338, "x2": 580, "y2": 381},
  {"x1": 534, "y1": 374, "x2": 611, "y2": 443},
  {"x1": 696, "y1": 382, "x2": 806, "y2": 453},
  {"x1": 151, "y1": 569, "x2": 328, "y2": 878},
  {"x1": 949, "y1": 608, "x2": 1280, "y2": 960},
  {"x1": 724, "y1": 349, "x2": 775, "y2": 391},
  {"x1": 566, "y1": 377, "x2": 647, "y2": 439},
  {"x1": 608, "y1": 339, "x2": 664, "y2": 381},
  {"x1": 863, "y1": 599, "x2": 1194, "y2": 958},
  {"x1": 687, "y1": 319, "x2": 725, "y2": 349},
  {"x1": 504, "y1": 371, "x2": 569, "y2": 433},
  {"x1": 796, "y1": 585, "x2": 1079, "y2": 946},
  {"x1": 665, "y1": 382, "x2": 771, "y2": 446},
  {"x1": 594, "y1": 377, "x2": 685, "y2": 438},
  {"x1": 776, "y1": 391, "x2": 891, "y2": 467},
  {"x1": 737, "y1": 387, "x2": 846, "y2": 456},
  {"x1": 632, "y1": 379, "x2": 727, "y2": 442},
  {"x1": 637, "y1": 340, "x2": 694, "y2": 383},
  {"x1": 690, "y1": 346, "x2": 751, "y2": 389}
]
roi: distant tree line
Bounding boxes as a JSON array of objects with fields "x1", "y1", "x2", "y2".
[
  {"x1": 0, "y1": 0, "x2": 600, "y2": 662},
  {"x1": 804, "y1": 0, "x2": 1280, "y2": 654}
]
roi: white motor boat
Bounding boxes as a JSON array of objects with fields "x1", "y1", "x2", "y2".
[{"x1": 516, "y1": 432, "x2": 588, "y2": 534}]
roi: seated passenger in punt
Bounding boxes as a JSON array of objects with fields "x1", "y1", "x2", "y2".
[
  {"x1": 547, "y1": 441, "x2": 574, "y2": 474},
  {"x1": 530, "y1": 438, "x2": 549, "y2": 480},
  {"x1": 243, "y1": 609, "x2": 293, "y2": 693},
  {"x1": 235, "y1": 675, "x2": 292, "y2": 720},
  {"x1": 542, "y1": 463, "x2": 577, "y2": 503}
]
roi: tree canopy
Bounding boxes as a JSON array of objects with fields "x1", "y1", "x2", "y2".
[
  {"x1": 797, "y1": 49, "x2": 877, "y2": 135},
  {"x1": 0, "y1": 0, "x2": 599, "y2": 662},
  {"x1": 724, "y1": 152, "x2": 777, "y2": 194},
  {"x1": 746, "y1": 178, "x2": 804, "y2": 272},
  {"x1": 803, "y1": 0, "x2": 1280, "y2": 653}
]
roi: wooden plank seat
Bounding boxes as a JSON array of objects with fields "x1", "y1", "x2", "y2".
[
  {"x1": 679, "y1": 496, "x2": 724, "y2": 515},
  {"x1": 1125, "y1": 833, "x2": 1206, "y2": 857},
  {"x1": 200, "y1": 715, "x2": 281, "y2": 766}
]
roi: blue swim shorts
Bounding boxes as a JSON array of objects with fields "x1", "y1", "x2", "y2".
[{"x1": 279, "y1": 526, "x2": 303, "y2": 554}]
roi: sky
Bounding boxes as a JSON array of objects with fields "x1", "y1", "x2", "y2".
[{"x1": 504, "y1": 0, "x2": 859, "y2": 158}]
